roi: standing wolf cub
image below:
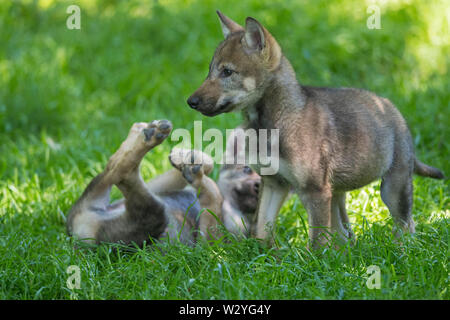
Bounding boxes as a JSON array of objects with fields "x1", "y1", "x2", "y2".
[{"x1": 187, "y1": 11, "x2": 444, "y2": 248}]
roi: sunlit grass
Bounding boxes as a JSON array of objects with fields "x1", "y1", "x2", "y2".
[{"x1": 0, "y1": 0, "x2": 448, "y2": 299}]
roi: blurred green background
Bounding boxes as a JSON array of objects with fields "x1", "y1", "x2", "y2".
[
  {"x1": 0, "y1": 0, "x2": 448, "y2": 177},
  {"x1": 0, "y1": 0, "x2": 448, "y2": 299}
]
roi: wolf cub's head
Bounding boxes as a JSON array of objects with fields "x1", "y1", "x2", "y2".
[
  {"x1": 187, "y1": 11, "x2": 282, "y2": 116},
  {"x1": 218, "y1": 129, "x2": 261, "y2": 215}
]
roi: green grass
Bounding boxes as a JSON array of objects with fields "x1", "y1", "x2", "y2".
[{"x1": 0, "y1": 0, "x2": 448, "y2": 299}]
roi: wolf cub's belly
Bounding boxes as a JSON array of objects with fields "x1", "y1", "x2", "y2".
[{"x1": 331, "y1": 154, "x2": 392, "y2": 191}]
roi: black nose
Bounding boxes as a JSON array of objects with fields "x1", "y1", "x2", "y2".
[
  {"x1": 187, "y1": 96, "x2": 201, "y2": 109},
  {"x1": 254, "y1": 181, "x2": 260, "y2": 194}
]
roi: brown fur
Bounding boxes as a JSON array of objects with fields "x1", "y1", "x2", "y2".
[
  {"x1": 187, "y1": 12, "x2": 445, "y2": 248},
  {"x1": 218, "y1": 128, "x2": 261, "y2": 237},
  {"x1": 66, "y1": 122, "x2": 260, "y2": 247}
]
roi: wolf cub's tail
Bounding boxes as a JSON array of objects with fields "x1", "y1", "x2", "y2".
[{"x1": 414, "y1": 159, "x2": 445, "y2": 179}]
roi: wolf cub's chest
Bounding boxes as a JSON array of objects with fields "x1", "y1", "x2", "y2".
[{"x1": 241, "y1": 128, "x2": 295, "y2": 186}]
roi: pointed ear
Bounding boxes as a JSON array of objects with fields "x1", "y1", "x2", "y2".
[
  {"x1": 217, "y1": 10, "x2": 243, "y2": 38},
  {"x1": 244, "y1": 17, "x2": 265, "y2": 50},
  {"x1": 244, "y1": 17, "x2": 282, "y2": 70}
]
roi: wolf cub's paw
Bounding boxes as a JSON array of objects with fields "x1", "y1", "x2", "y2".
[
  {"x1": 169, "y1": 148, "x2": 214, "y2": 184},
  {"x1": 142, "y1": 119, "x2": 173, "y2": 148},
  {"x1": 124, "y1": 119, "x2": 172, "y2": 152},
  {"x1": 105, "y1": 120, "x2": 172, "y2": 182}
]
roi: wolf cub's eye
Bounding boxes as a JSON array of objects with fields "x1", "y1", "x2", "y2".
[
  {"x1": 243, "y1": 166, "x2": 253, "y2": 174},
  {"x1": 221, "y1": 68, "x2": 234, "y2": 78}
]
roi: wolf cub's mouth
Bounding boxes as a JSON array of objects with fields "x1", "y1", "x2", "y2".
[
  {"x1": 201, "y1": 100, "x2": 234, "y2": 117},
  {"x1": 218, "y1": 100, "x2": 232, "y2": 111}
]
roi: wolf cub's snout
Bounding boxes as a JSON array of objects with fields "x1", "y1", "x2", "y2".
[{"x1": 187, "y1": 95, "x2": 201, "y2": 109}]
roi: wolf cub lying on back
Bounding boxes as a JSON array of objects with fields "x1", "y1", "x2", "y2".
[{"x1": 66, "y1": 120, "x2": 261, "y2": 246}]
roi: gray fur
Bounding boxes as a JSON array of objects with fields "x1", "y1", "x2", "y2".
[
  {"x1": 187, "y1": 12, "x2": 444, "y2": 248},
  {"x1": 67, "y1": 121, "x2": 260, "y2": 247}
]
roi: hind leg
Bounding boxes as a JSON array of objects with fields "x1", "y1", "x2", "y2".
[
  {"x1": 169, "y1": 148, "x2": 222, "y2": 241},
  {"x1": 104, "y1": 120, "x2": 171, "y2": 186},
  {"x1": 380, "y1": 166, "x2": 415, "y2": 236},
  {"x1": 68, "y1": 120, "x2": 173, "y2": 245},
  {"x1": 144, "y1": 147, "x2": 215, "y2": 194},
  {"x1": 101, "y1": 120, "x2": 173, "y2": 243},
  {"x1": 100, "y1": 123, "x2": 187, "y2": 217},
  {"x1": 66, "y1": 171, "x2": 116, "y2": 243}
]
